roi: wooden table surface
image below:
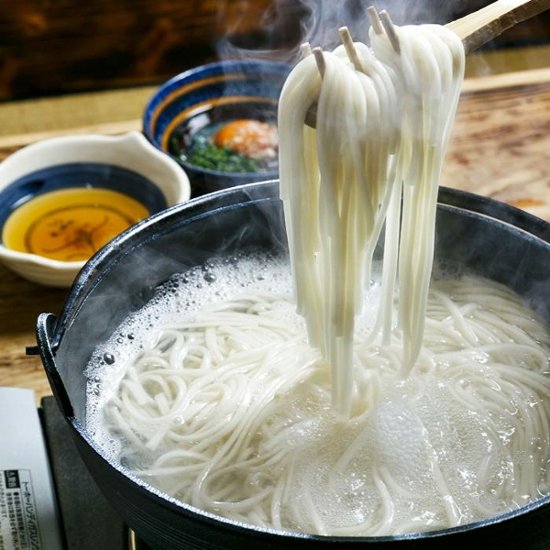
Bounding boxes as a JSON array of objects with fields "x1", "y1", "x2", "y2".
[{"x1": 1, "y1": 62, "x2": 550, "y2": 406}]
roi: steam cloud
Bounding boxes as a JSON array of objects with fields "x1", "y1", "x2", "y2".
[{"x1": 215, "y1": 0, "x2": 485, "y2": 65}]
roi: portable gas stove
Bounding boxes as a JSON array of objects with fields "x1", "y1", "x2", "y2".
[{"x1": 41, "y1": 396, "x2": 152, "y2": 550}]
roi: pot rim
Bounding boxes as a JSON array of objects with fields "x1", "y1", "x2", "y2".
[
  {"x1": 56, "y1": 180, "x2": 550, "y2": 344},
  {"x1": 54, "y1": 408, "x2": 550, "y2": 545},
  {"x1": 42, "y1": 180, "x2": 550, "y2": 543}
]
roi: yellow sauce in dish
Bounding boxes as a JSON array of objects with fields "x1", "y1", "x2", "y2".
[{"x1": 2, "y1": 187, "x2": 149, "y2": 262}]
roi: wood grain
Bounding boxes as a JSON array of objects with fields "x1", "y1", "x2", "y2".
[
  {"x1": 0, "y1": 0, "x2": 304, "y2": 101},
  {"x1": 447, "y1": 0, "x2": 550, "y2": 53},
  {"x1": 443, "y1": 70, "x2": 550, "y2": 222},
  {"x1": 0, "y1": 263, "x2": 67, "y2": 404},
  {"x1": 0, "y1": 0, "x2": 548, "y2": 101}
]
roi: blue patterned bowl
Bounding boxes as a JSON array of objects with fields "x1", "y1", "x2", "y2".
[{"x1": 143, "y1": 60, "x2": 291, "y2": 196}]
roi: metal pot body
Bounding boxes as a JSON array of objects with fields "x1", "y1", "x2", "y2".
[{"x1": 36, "y1": 181, "x2": 550, "y2": 549}]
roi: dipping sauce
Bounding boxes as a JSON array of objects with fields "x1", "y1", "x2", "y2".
[
  {"x1": 2, "y1": 188, "x2": 149, "y2": 261},
  {"x1": 169, "y1": 102, "x2": 279, "y2": 174}
]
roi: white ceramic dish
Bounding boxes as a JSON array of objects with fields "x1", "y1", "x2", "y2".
[{"x1": 0, "y1": 131, "x2": 190, "y2": 287}]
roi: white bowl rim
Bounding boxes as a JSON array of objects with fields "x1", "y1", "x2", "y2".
[
  {"x1": 0, "y1": 130, "x2": 190, "y2": 202},
  {"x1": 0, "y1": 130, "x2": 191, "y2": 286}
]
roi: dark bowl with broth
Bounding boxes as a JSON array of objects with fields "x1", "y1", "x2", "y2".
[
  {"x1": 143, "y1": 61, "x2": 290, "y2": 196},
  {"x1": 36, "y1": 181, "x2": 550, "y2": 549}
]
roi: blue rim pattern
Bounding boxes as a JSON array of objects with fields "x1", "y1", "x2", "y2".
[
  {"x1": 0, "y1": 163, "x2": 168, "y2": 242},
  {"x1": 142, "y1": 60, "x2": 291, "y2": 187},
  {"x1": 143, "y1": 60, "x2": 290, "y2": 146}
]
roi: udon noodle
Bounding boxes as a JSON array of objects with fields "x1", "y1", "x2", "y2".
[
  {"x1": 86, "y1": 21, "x2": 550, "y2": 537},
  {"x1": 87, "y1": 256, "x2": 550, "y2": 535},
  {"x1": 279, "y1": 23, "x2": 464, "y2": 414}
]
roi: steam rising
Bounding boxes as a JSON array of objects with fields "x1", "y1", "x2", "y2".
[{"x1": 215, "y1": 0, "x2": 477, "y2": 65}]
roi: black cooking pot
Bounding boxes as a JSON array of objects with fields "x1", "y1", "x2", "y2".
[{"x1": 36, "y1": 180, "x2": 550, "y2": 549}]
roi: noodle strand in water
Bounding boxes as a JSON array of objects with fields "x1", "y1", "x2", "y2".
[{"x1": 87, "y1": 260, "x2": 550, "y2": 536}]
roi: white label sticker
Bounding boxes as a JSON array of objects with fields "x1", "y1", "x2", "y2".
[{"x1": 0, "y1": 469, "x2": 42, "y2": 550}]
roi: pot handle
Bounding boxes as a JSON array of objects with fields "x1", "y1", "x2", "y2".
[{"x1": 35, "y1": 312, "x2": 75, "y2": 419}]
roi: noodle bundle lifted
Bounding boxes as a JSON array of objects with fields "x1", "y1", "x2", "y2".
[
  {"x1": 278, "y1": 23, "x2": 465, "y2": 415},
  {"x1": 86, "y1": 18, "x2": 550, "y2": 539}
]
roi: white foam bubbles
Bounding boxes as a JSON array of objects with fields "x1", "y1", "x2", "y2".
[{"x1": 84, "y1": 254, "x2": 550, "y2": 536}]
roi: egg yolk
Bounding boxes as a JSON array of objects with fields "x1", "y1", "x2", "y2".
[{"x1": 213, "y1": 119, "x2": 278, "y2": 160}]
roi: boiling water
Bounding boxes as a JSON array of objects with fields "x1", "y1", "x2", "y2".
[{"x1": 85, "y1": 252, "x2": 550, "y2": 536}]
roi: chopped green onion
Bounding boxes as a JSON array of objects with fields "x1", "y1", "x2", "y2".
[{"x1": 181, "y1": 142, "x2": 261, "y2": 173}]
